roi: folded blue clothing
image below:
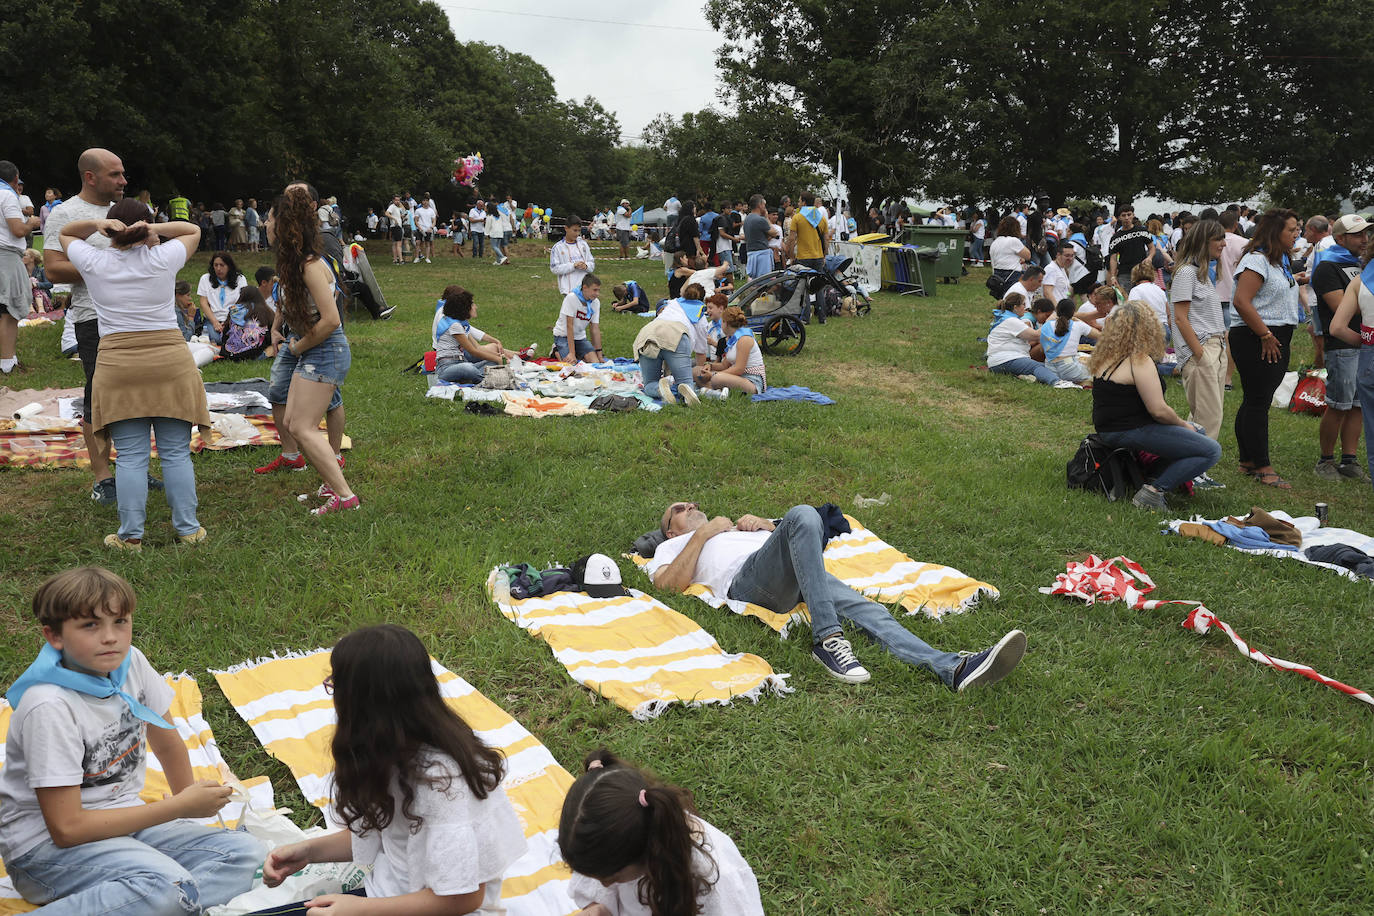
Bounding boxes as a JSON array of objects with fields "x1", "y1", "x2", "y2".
[
  {"x1": 1202, "y1": 519, "x2": 1298, "y2": 551},
  {"x1": 750, "y1": 385, "x2": 835, "y2": 405}
]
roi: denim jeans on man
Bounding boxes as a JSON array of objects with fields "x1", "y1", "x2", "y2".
[
  {"x1": 725, "y1": 506, "x2": 962, "y2": 685},
  {"x1": 639, "y1": 334, "x2": 697, "y2": 402},
  {"x1": 108, "y1": 417, "x2": 199, "y2": 540},
  {"x1": 1096, "y1": 423, "x2": 1222, "y2": 492},
  {"x1": 6, "y1": 819, "x2": 263, "y2": 915}
]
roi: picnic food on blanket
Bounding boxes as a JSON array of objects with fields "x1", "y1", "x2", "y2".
[{"x1": 488, "y1": 568, "x2": 791, "y2": 719}]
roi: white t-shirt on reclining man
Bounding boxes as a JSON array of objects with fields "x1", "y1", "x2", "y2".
[{"x1": 645, "y1": 528, "x2": 772, "y2": 599}]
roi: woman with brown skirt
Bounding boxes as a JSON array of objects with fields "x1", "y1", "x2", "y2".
[{"x1": 59, "y1": 198, "x2": 208, "y2": 550}]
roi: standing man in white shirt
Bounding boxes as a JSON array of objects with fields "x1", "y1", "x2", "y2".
[
  {"x1": 0, "y1": 162, "x2": 40, "y2": 374},
  {"x1": 414, "y1": 194, "x2": 438, "y2": 263},
  {"x1": 384, "y1": 195, "x2": 406, "y2": 265},
  {"x1": 41, "y1": 149, "x2": 128, "y2": 504},
  {"x1": 550, "y1": 215, "x2": 595, "y2": 296},
  {"x1": 1091, "y1": 215, "x2": 1114, "y2": 282},
  {"x1": 614, "y1": 198, "x2": 633, "y2": 259},
  {"x1": 468, "y1": 199, "x2": 486, "y2": 259}
]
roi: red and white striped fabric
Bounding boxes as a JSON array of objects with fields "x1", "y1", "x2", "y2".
[{"x1": 1041, "y1": 554, "x2": 1374, "y2": 709}]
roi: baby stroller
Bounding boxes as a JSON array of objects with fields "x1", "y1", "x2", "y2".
[
  {"x1": 726, "y1": 267, "x2": 815, "y2": 356},
  {"x1": 803, "y1": 255, "x2": 873, "y2": 319}
]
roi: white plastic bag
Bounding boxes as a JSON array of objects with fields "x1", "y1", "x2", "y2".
[
  {"x1": 1272, "y1": 371, "x2": 1299, "y2": 409},
  {"x1": 207, "y1": 806, "x2": 368, "y2": 915}
]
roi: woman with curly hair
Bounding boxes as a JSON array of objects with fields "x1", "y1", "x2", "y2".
[
  {"x1": 559, "y1": 748, "x2": 764, "y2": 916},
  {"x1": 1229, "y1": 208, "x2": 1303, "y2": 488},
  {"x1": 1089, "y1": 300, "x2": 1221, "y2": 510},
  {"x1": 259, "y1": 625, "x2": 527, "y2": 914},
  {"x1": 267, "y1": 186, "x2": 358, "y2": 515}
]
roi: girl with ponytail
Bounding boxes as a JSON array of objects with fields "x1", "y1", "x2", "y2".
[
  {"x1": 558, "y1": 750, "x2": 764, "y2": 916},
  {"x1": 1038, "y1": 298, "x2": 1097, "y2": 384}
]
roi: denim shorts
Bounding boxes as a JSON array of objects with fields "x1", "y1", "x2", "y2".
[
  {"x1": 268, "y1": 329, "x2": 345, "y2": 409},
  {"x1": 1325, "y1": 347, "x2": 1361, "y2": 410},
  {"x1": 743, "y1": 372, "x2": 766, "y2": 392}
]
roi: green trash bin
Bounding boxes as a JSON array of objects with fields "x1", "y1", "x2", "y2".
[{"x1": 901, "y1": 226, "x2": 967, "y2": 282}]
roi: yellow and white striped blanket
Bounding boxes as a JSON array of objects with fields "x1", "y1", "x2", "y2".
[
  {"x1": 628, "y1": 515, "x2": 999, "y2": 637},
  {"x1": 490, "y1": 572, "x2": 792, "y2": 720},
  {"x1": 210, "y1": 650, "x2": 577, "y2": 916},
  {"x1": 0, "y1": 675, "x2": 275, "y2": 915}
]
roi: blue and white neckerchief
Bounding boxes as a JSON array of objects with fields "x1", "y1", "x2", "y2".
[
  {"x1": 798, "y1": 207, "x2": 822, "y2": 228},
  {"x1": 990, "y1": 308, "x2": 1025, "y2": 332},
  {"x1": 708, "y1": 318, "x2": 723, "y2": 340},
  {"x1": 7, "y1": 644, "x2": 171, "y2": 729},
  {"x1": 1040, "y1": 321, "x2": 1076, "y2": 360},
  {"x1": 574, "y1": 288, "x2": 598, "y2": 321},
  {"x1": 1315, "y1": 245, "x2": 1359, "y2": 271},
  {"x1": 0, "y1": 179, "x2": 20, "y2": 204},
  {"x1": 723, "y1": 326, "x2": 755, "y2": 353},
  {"x1": 678, "y1": 298, "x2": 705, "y2": 323}
]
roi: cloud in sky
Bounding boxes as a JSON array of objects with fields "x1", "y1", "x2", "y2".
[{"x1": 434, "y1": 0, "x2": 729, "y2": 141}]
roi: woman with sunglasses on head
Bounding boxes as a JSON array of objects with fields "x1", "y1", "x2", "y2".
[{"x1": 1229, "y1": 208, "x2": 1303, "y2": 489}]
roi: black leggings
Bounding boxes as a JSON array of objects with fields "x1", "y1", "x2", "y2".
[{"x1": 1229, "y1": 323, "x2": 1293, "y2": 467}]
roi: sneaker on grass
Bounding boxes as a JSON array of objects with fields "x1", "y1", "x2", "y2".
[
  {"x1": 1338, "y1": 460, "x2": 1368, "y2": 480},
  {"x1": 103, "y1": 534, "x2": 142, "y2": 552},
  {"x1": 1191, "y1": 472, "x2": 1225, "y2": 490},
  {"x1": 177, "y1": 527, "x2": 208, "y2": 546},
  {"x1": 1314, "y1": 458, "x2": 1341, "y2": 481},
  {"x1": 812, "y1": 634, "x2": 870, "y2": 683},
  {"x1": 311, "y1": 493, "x2": 360, "y2": 516},
  {"x1": 951, "y1": 629, "x2": 1026, "y2": 692},
  {"x1": 1131, "y1": 484, "x2": 1168, "y2": 511},
  {"x1": 699, "y1": 387, "x2": 729, "y2": 400},
  {"x1": 657, "y1": 377, "x2": 675, "y2": 403},
  {"x1": 91, "y1": 477, "x2": 117, "y2": 505},
  {"x1": 255, "y1": 453, "x2": 306, "y2": 474},
  {"x1": 677, "y1": 384, "x2": 700, "y2": 407}
]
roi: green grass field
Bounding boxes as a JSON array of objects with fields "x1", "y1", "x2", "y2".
[{"x1": 3, "y1": 240, "x2": 1373, "y2": 913}]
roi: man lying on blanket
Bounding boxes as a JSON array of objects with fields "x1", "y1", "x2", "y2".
[{"x1": 646, "y1": 503, "x2": 1027, "y2": 689}]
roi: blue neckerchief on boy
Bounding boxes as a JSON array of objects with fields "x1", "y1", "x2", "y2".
[
  {"x1": 1070, "y1": 232, "x2": 1088, "y2": 247},
  {"x1": 574, "y1": 288, "x2": 598, "y2": 320},
  {"x1": 1316, "y1": 245, "x2": 1359, "y2": 270},
  {"x1": 1040, "y1": 322, "x2": 1074, "y2": 361},
  {"x1": 678, "y1": 298, "x2": 705, "y2": 323},
  {"x1": 798, "y1": 206, "x2": 822, "y2": 228},
  {"x1": 7, "y1": 644, "x2": 172, "y2": 729}
]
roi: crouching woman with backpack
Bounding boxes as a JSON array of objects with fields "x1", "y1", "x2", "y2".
[{"x1": 1089, "y1": 300, "x2": 1221, "y2": 511}]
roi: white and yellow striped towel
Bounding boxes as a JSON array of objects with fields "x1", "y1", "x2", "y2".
[
  {"x1": 490, "y1": 572, "x2": 792, "y2": 720},
  {"x1": 628, "y1": 515, "x2": 999, "y2": 637},
  {"x1": 211, "y1": 650, "x2": 577, "y2": 916},
  {"x1": 0, "y1": 674, "x2": 275, "y2": 916}
]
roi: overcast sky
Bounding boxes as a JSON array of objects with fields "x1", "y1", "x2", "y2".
[{"x1": 434, "y1": 0, "x2": 727, "y2": 142}]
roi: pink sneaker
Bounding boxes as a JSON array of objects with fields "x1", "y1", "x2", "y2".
[
  {"x1": 316, "y1": 482, "x2": 335, "y2": 499},
  {"x1": 311, "y1": 493, "x2": 360, "y2": 516}
]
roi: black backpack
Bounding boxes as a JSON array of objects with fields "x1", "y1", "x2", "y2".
[
  {"x1": 663, "y1": 219, "x2": 681, "y2": 253},
  {"x1": 1066, "y1": 434, "x2": 1145, "y2": 502}
]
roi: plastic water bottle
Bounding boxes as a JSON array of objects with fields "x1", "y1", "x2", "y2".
[{"x1": 493, "y1": 569, "x2": 511, "y2": 604}]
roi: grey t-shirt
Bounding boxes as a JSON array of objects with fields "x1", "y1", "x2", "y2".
[
  {"x1": 742, "y1": 213, "x2": 771, "y2": 252},
  {"x1": 1168, "y1": 264, "x2": 1223, "y2": 367},
  {"x1": 0, "y1": 647, "x2": 173, "y2": 862},
  {"x1": 43, "y1": 196, "x2": 114, "y2": 325},
  {"x1": 435, "y1": 321, "x2": 486, "y2": 362}
]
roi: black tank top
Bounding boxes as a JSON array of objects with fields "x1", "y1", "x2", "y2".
[
  {"x1": 667, "y1": 271, "x2": 686, "y2": 299},
  {"x1": 1092, "y1": 361, "x2": 1160, "y2": 432}
]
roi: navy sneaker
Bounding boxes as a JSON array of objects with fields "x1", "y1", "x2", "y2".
[
  {"x1": 91, "y1": 477, "x2": 116, "y2": 506},
  {"x1": 147, "y1": 474, "x2": 165, "y2": 491},
  {"x1": 812, "y1": 634, "x2": 870, "y2": 684},
  {"x1": 1192, "y1": 472, "x2": 1225, "y2": 490},
  {"x1": 951, "y1": 630, "x2": 1027, "y2": 692}
]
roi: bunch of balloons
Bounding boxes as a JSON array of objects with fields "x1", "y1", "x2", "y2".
[{"x1": 452, "y1": 153, "x2": 484, "y2": 187}]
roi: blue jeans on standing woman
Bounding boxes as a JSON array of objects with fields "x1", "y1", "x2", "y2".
[
  {"x1": 639, "y1": 334, "x2": 697, "y2": 402},
  {"x1": 5, "y1": 820, "x2": 263, "y2": 915},
  {"x1": 489, "y1": 234, "x2": 506, "y2": 262},
  {"x1": 1097, "y1": 423, "x2": 1222, "y2": 492},
  {"x1": 108, "y1": 416, "x2": 199, "y2": 540},
  {"x1": 726, "y1": 506, "x2": 963, "y2": 686}
]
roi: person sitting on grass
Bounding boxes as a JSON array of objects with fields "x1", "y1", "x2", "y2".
[
  {"x1": 433, "y1": 285, "x2": 516, "y2": 384},
  {"x1": 552, "y1": 273, "x2": 606, "y2": 364},
  {"x1": 987, "y1": 293, "x2": 1067, "y2": 387},
  {"x1": 686, "y1": 257, "x2": 734, "y2": 299},
  {"x1": 173, "y1": 280, "x2": 203, "y2": 341},
  {"x1": 0, "y1": 567, "x2": 263, "y2": 913},
  {"x1": 611, "y1": 279, "x2": 651, "y2": 313},
  {"x1": 1089, "y1": 299, "x2": 1222, "y2": 511},
  {"x1": 254, "y1": 266, "x2": 278, "y2": 312},
  {"x1": 1075, "y1": 282, "x2": 1118, "y2": 331},
  {"x1": 636, "y1": 282, "x2": 712, "y2": 407},
  {"x1": 646, "y1": 502, "x2": 1027, "y2": 689},
  {"x1": 695, "y1": 305, "x2": 765, "y2": 398},
  {"x1": 559, "y1": 748, "x2": 765, "y2": 916},
  {"x1": 218, "y1": 286, "x2": 276, "y2": 361},
  {"x1": 1039, "y1": 298, "x2": 1097, "y2": 385},
  {"x1": 259, "y1": 625, "x2": 528, "y2": 914}
]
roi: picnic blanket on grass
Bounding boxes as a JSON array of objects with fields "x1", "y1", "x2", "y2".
[
  {"x1": 1164, "y1": 510, "x2": 1374, "y2": 583},
  {"x1": 488, "y1": 570, "x2": 791, "y2": 720},
  {"x1": 211, "y1": 650, "x2": 577, "y2": 916},
  {"x1": 0, "y1": 416, "x2": 347, "y2": 469},
  {"x1": 628, "y1": 515, "x2": 999, "y2": 637},
  {"x1": 1042, "y1": 554, "x2": 1374, "y2": 709},
  {"x1": 0, "y1": 675, "x2": 274, "y2": 915}
]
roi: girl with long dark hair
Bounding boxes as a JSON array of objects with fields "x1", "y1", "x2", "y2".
[
  {"x1": 260, "y1": 625, "x2": 527, "y2": 914},
  {"x1": 267, "y1": 187, "x2": 358, "y2": 515},
  {"x1": 559, "y1": 749, "x2": 763, "y2": 916},
  {"x1": 1229, "y1": 208, "x2": 1303, "y2": 488}
]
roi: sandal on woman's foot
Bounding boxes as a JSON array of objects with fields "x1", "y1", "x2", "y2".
[
  {"x1": 1253, "y1": 471, "x2": 1292, "y2": 489},
  {"x1": 1237, "y1": 465, "x2": 1258, "y2": 477}
]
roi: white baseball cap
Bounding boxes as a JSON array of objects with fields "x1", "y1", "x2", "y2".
[{"x1": 576, "y1": 553, "x2": 628, "y2": 598}]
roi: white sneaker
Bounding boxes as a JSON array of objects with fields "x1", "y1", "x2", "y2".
[
  {"x1": 1017, "y1": 374, "x2": 1038, "y2": 383},
  {"x1": 1053, "y1": 379, "x2": 1080, "y2": 389},
  {"x1": 657, "y1": 377, "x2": 676, "y2": 403},
  {"x1": 678, "y1": 384, "x2": 700, "y2": 406},
  {"x1": 424, "y1": 257, "x2": 432, "y2": 263},
  {"x1": 700, "y1": 387, "x2": 729, "y2": 400}
]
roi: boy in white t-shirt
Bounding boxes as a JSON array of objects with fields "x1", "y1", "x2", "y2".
[
  {"x1": 0, "y1": 567, "x2": 262, "y2": 912},
  {"x1": 551, "y1": 273, "x2": 605, "y2": 363}
]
